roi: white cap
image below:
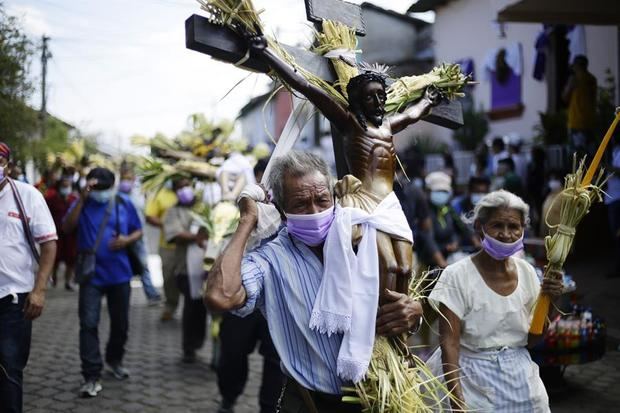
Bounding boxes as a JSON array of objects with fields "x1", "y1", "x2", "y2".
[{"x1": 425, "y1": 171, "x2": 452, "y2": 192}]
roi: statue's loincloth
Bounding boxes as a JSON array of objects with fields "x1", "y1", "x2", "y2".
[{"x1": 335, "y1": 175, "x2": 411, "y2": 244}]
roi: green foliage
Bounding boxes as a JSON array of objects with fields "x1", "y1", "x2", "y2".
[
  {"x1": 32, "y1": 117, "x2": 71, "y2": 165},
  {"x1": 452, "y1": 105, "x2": 489, "y2": 151},
  {"x1": 533, "y1": 110, "x2": 568, "y2": 145},
  {"x1": 413, "y1": 134, "x2": 449, "y2": 155},
  {"x1": 0, "y1": 3, "x2": 37, "y2": 155}
]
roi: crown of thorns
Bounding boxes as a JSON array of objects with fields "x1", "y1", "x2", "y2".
[
  {"x1": 346, "y1": 62, "x2": 390, "y2": 100},
  {"x1": 347, "y1": 72, "x2": 387, "y2": 99}
]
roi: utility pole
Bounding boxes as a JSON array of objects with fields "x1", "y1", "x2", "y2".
[{"x1": 40, "y1": 35, "x2": 51, "y2": 140}]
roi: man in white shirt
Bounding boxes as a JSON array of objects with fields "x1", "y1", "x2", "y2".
[{"x1": 0, "y1": 142, "x2": 58, "y2": 413}]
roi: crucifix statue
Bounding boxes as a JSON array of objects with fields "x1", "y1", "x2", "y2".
[
  {"x1": 245, "y1": 33, "x2": 443, "y2": 300},
  {"x1": 185, "y1": 0, "x2": 464, "y2": 302}
]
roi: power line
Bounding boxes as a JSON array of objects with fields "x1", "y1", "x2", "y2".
[{"x1": 40, "y1": 35, "x2": 51, "y2": 139}]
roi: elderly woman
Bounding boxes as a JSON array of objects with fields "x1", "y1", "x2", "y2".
[{"x1": 427, "y1": 190, "x2": 562, "y2": 412}]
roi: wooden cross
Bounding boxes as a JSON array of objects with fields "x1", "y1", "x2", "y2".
[{"x1": 185, "y1": 0, "x2": 463, "y2": 178}]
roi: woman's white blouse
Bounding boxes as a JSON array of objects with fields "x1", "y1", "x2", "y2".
[{"x1": 429, "y1": 256, "x2": 541, "y2": 351}]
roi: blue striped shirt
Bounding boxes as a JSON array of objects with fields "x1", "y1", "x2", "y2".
[{"x1": 233, "y1": 228, "x2": 346, "y2": 395}]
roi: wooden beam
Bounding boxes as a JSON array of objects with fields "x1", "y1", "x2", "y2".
[
  {"x1": 185, "y1": 14, "x2": 463, "y2": 130},
  {"x1": 305, "y1": 0, "x2": 366, "y2": 36},
  {"x1": 185, "y1": 14, "x2": 335, "y2": 80}
]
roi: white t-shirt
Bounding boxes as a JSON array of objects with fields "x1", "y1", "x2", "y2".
[
  {"x1": 0, "y1": 180, "x2": 58, "y2": 299},
  {"x1": 429, "y1": 256, "x2": 540, "y2": 351}
]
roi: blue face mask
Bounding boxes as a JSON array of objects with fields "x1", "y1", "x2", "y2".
[
  {"x1": 430, "y1": 191, "x2": 451, "y2": 206},
  {"x1": 470, "y1": 192, "x2": 486, "y2": 205},
  {"x1": 90, "y1": 189, "x2": 113, "y2": 203}
]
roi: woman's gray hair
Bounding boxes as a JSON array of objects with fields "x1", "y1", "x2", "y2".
[
  {"x1": 464, "y1": 189, "x2": 530, "y2": 225},
  {"x1": 268, "y1": 150, "x2": 332, "y2": 208}
]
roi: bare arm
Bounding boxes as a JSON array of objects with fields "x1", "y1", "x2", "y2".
[
  {"x1": 439, "y1": 303, "x2": 466, "y2": 411},
  {"x1": 249, "y1": 36, "x2": 351, "y2": 130},
  {"x1": 109, "y1": 229, "x2": 143, "y2": 251},
  {"x1": 528, "y1": 274, "x2": 563, "y2": 347},
  {"x1": 389, "y1": 86, "x2": 440, "y2": 134},
  {"x1": 24, "y1": 240, "x2": 57, "y2": 320},
  {"x1": 204, "y1": 198, "x2": 257, "y2": 312},
  {"x1": 146, "y1": 216, "x2": 162, "y2": 227},
  {"x1": 62, "y1": 197, "x2": 84, "y2": 234}
]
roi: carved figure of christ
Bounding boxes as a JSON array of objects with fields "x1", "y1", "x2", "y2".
[{"x1": 248, "y1": 35, "x2": 441, "y2": 299}]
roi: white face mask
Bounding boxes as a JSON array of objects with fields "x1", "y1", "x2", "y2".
[{"x1": 0, "y1": 166, "x2": 4, "y2": 181}]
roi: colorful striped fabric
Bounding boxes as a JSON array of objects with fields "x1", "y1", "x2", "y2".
[
  {"x1": 233, "y1": 228, "x2": 347, "y2": 395},
  {"x1": 0, "y1": 142, "x2": 10, "y2": 159}
]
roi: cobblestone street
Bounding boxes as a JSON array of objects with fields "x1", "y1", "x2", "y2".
[
  {"x1": 23, "y1": 286, "x2": 263, "y2": 413},
  {"x1": 23, "y1": 269, "x2": 620, "y2": 413}
]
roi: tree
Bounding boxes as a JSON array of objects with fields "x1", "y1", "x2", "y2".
[{"x1": 0, "y1": 2, "x2": 37, "y2": 157}]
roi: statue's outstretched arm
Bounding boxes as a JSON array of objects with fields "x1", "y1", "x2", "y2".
[
  {"x1": 249, "y1": 36, "x2": 351, "y2": 130},
  {"x1": 388, "y1": 86, "x2": 442, "y2": 134}
]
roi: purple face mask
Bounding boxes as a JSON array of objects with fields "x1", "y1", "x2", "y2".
[
  {"x1": 118, "y1": 180, "x2": 133, "y2": 194},
  {"x1": 176, "y1": 186, "x2": 195, "y2": 205},
  {"x1": 481, "y1": 229, "x2": 524, "y2": 261},
  {"x1": 286, "y1": 206, "x2": 335, "y2": 247}
]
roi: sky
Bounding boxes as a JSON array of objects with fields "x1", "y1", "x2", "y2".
[{"x1": 5, "y1": 0, "x2": 431, "y2": 154}]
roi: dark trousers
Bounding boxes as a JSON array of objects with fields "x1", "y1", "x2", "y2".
[
  {"x1": 79, "y1": 281, "x2": 130, "y2": 381},
  {"x1": 217, "y1": 312, "x2": 284, "y2": 413},
  {"x1": 177, "y1": 274, "x2": 207, "y2": 354},
  {"x1": 0, "y1": 294, "x2": 31, "y2": 413},
  {"x1": 277, "y1": 379, "x2": 362, "y2": 413}
]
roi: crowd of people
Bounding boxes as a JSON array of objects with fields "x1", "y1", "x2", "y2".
[{"x1": 0, "y1": 123, "x2": 617, "y2": 413}]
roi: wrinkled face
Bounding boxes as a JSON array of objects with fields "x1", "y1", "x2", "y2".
[
  {"x1": 360, "y1": 81, "x2": 386, "y2": 127},
  {"x1": 283, "y1": 171, "x2": 333, "y2": 215},
  {"x1": 477, "y1": 207, "x2": 524, "y2": 243}
]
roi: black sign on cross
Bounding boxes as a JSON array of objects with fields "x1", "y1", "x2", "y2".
[{"x1": 185, "y1": 0, "x2": 463, "y2": 178}]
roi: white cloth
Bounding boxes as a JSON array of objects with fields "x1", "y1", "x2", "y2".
[
  {"x1": 217, "y1": 152, "x2": 255, "y2": 185},
  {"x1": 202, "y1": 181, "x2": 223, "y2": 207},
  {"x1": 428, "y1": 256, "x2": 540, "y2": 351},
  {"x1": 567, "y1": 25, "x2": 587, "y2": 63},
  {"x1": 483, "y1": 43, "x2": 523, "y2": 80},
  {"x1": 237, "y1": 184, "x2": 282, "y2": 250},
  {"x1": 0, "y1": 180, "x2": 58, "y2": 301},
  {"x1": 185, "y1": 243, "x2": 206, "y2": 299},
  {"x1": 261, "y1": 97, "x2": 314, "y2": 189},
  {"x1": 310, "y1": 192, "x2": 413, "y2": 383}
]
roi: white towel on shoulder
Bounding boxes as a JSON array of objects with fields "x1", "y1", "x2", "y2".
[{"x1": 310, "y1": 192, "x2": 412, "y2": 382}]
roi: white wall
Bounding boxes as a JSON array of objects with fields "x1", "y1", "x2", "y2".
[
  {"x1": 240, "y1": 104, "x2": 276, "y2": 147},
  {"x1": 423, "y1": 0, "x2": 618, "y2": 144}
]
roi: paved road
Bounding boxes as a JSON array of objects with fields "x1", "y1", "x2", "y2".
[
  {"x1": 23, "y1": 286, "x2": 263, "y2": 413},
  {"x1": 24, "y1": 279, "x2": 620, "y2": 412}
]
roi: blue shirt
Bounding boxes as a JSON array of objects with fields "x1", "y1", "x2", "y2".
[
  {"x1": 69, "y1": 194, "x2": 142, "y2": 286},
  {"x1": 235, "y1": 228, "x2": 346, "y2": 395}
]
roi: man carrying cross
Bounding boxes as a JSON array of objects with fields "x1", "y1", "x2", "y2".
[{"x1": 205, "y1": 151, "x2": 422, "y2": 412}]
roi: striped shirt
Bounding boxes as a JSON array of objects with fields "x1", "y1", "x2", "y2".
[{"x1": 233, "y1": 228, "x2": 346, "y2": 395}]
